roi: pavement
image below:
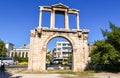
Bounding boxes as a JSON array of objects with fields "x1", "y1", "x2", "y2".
[
  {"x1": 11, "y1": 74, "x2": 62, "y2": 78},
  {"x1": 1, "y1": 73, "x2": 76, "y2": 78},
  {"x1": 93, "y1": 72, "x2": 120, "y2": 78},
  {"x1": 0, "y1": 72, "x2": 120, "y2": 78},
  {"x1": 0, "y1": 68, "x2": 120, "y2": 78}
]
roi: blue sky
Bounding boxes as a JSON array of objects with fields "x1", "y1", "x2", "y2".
[{"x1": 0, "y1": 0, "x2": 120, "y2": 50}]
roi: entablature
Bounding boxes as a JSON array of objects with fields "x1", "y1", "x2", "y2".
[{"x1": 39, "y1": 3, "x2": 79, "y2": 14}]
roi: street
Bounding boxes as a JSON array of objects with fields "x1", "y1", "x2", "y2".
[{"x1": 5, "y1": 65, "x2": 28, "y2": 68}]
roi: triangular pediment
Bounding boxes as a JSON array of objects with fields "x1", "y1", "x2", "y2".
[{"x1": 52, "y1": 3, "x2": 69, "y2": 9}]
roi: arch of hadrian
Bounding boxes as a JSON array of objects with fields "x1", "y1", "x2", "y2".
[{"x1": 28, "y1": 3, "x2": 89, "y2": 72}]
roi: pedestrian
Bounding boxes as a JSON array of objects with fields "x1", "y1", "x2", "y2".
[{"x1": 1, "y1": 63, "x2": 5, "y2": 75}]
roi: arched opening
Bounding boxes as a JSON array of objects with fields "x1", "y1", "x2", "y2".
[{"x1": 46, "y1": 37, "x2": 73, "y2": 70}]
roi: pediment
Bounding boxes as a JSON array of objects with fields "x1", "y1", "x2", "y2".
[{"x1": 52, "y1": 3, "x2": 69, "y2": 9}]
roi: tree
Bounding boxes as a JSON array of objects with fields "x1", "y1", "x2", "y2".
[
  {"x1": 46, "y1": 51, "x2": 52, "y2": 61},
  {"x1": 90, "y1": 40, "x2": 118, "y2": 65},
  {"x1": 90, "y1": 22, "x2": 120, "y2": 65},
  {"x1": 13, "y1": 56, "x2": 28, "y2": 62},
  {"x1": 0, "y1": 40, "x2": 7, "y2": 57},
  {"x1": 69, "y1": 54, "x2": 72, "y2": 62},
  {"x1": 102, "y1": 22, "x2": 120, "y2": 63}
]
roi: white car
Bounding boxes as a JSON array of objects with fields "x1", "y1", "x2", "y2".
[{"x1": 0, "y1": 57, "x2": 16, "y2": 65}]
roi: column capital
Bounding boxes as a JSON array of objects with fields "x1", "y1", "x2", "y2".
[{"x1": 39, "y1": 6, "x2": 43, "y2": 11}]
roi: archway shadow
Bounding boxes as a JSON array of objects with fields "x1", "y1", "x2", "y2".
[
  {"x1": 85, "y1": 63, "x2": 120, "y2": 73},
  {"x1": 0, "y1": 71, "x2": 12, "y2": 78},
  {"x1": 0, "y1": 70, "x2": 23, "y2": 78}
]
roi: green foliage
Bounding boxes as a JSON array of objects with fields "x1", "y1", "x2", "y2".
[
  {"x1": 90, "y1": 41, "x2": 118, "y2": 64},
  {"x1": 0, "y1": 40, "x2": 7, "y2": 57},
  {"x1": 90, "y1": 22, "x2": 120, "y2": 65},
  {"x1": 69, "y1": 54, "x2": 72, "y2": 62},
  {"x1": 46, "y1": 54, "x2": 51, "y2": 61},
  {"x1": 102, "y1": 22, "x2": 120, "y2": 53},
  {"x1": 18, "y1": 57, "x2": 28, "y2": 62},
  {"x1": 46, "y1": 51, "x2": 52, "y2": 61},
  {"x1": 13, "y1": 56, "x2": 28, "y2": 62},
  {"x1": 102, "y1": 22, "x2": 120, "y2": 63}
]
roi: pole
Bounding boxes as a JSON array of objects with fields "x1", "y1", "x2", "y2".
[{"x1": 1, "y1": 46, "x2": 4, "y2": 65}]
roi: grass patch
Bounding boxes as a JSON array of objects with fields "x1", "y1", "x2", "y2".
[
  {"x1": 47, "y1": 69, "x2": 75, "y2": 74},
  {"x1": 75, "y1": 70, "x2": 95, "y2": 76},
  {"x1": 6, "y1": 68, "x2": 95, "y2": 77},
  {"x1": 22, "y1": 69, "x2": 94, "y2": 76},
  {"x1": 6, "y1": 68, "x2": 27, "y2": 74}
]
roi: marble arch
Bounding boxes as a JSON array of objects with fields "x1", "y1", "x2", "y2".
[{"x1": 28, "y1": 3, "x2": 89, "y2": 72}]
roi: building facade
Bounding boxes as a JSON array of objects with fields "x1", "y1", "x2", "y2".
[
  {"x1": 5, "y1": 42, "x2": 14, "y2": 56},
  {"x1": 53, "y1": 41, "x2": 72, "y2": 59},
  {"x1": 9, "y1": 44, "x2": 29, "y2": 58}
]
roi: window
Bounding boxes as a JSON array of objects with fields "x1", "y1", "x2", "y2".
[
  {"x1": 63, "y1": 48, "x2": 66, "y2": 50},
  {"x1": 63, "y1": 44, "x2": 66, "y2": 46},
  {"x1": 57, "y1": 43, "x2": 61, "y2": 46},
  {"x1": 57, "y1": 48, "x2": 61, "y2": 50},
  {"x1": 68, "y1": 44, "x2": 71, "y2": 46}
]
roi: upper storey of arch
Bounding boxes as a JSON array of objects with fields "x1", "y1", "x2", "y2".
[{"x1": 38, "y1": 3, "x2": 81, "y2": 30}]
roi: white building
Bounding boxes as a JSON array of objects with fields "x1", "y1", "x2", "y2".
[
  {"x1": 5, "y1": 42, "x2": 14, "y2": 56},
  {"x1": 9, "y1": 44, "x2": 29, "y2": 58},
  {"x1": 53, "y1": 41, "x2": 72, "y2": 59}
]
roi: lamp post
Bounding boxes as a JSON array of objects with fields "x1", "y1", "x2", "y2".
[{"x1": 1, "y1": 45, "x2": 4, "y2": 65}]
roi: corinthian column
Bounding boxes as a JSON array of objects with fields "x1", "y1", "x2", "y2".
[
  {"x1": 65, "y1": 11, "x2": 69, "y2": 29},
  {"x1": 38, "y1": 7, "x2": 43, "y2": 28},
  {"x1": 50, "y1": 10, "x2": 55, "y2": 29},
  {"x1": 76, "y1": 13, "x2": 80, "y2": 30}
]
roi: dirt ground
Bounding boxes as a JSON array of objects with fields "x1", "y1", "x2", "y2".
[
  {"x1": 60, "y1": 74, "x2": 91, "y2": 78},
  {"x1": 93, "y1": 72, "x2": 120, "y2": 78},
  {"x1": 61, "y1": 72, "x2": 120, "y2": 78},
  {"x1": 9, "y1": 72, "x2": 120, "y2": 78},
  {"x1": 0, "y1": 68, "x2": 120, "y2": 78},
  {"x1": 0, "y1": 72, "x2": 120, "y2": 78}
]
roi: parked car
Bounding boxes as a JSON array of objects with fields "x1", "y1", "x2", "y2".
[
  {"x1": 51, "y1": 58, "x2": 68, "y2": 65},
  {"x1": 62, "y1": 59, "x2": 68, "y2": 65},
  {"x1": 46, "y1": 61, "x2": 50, "y2": 65}
]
